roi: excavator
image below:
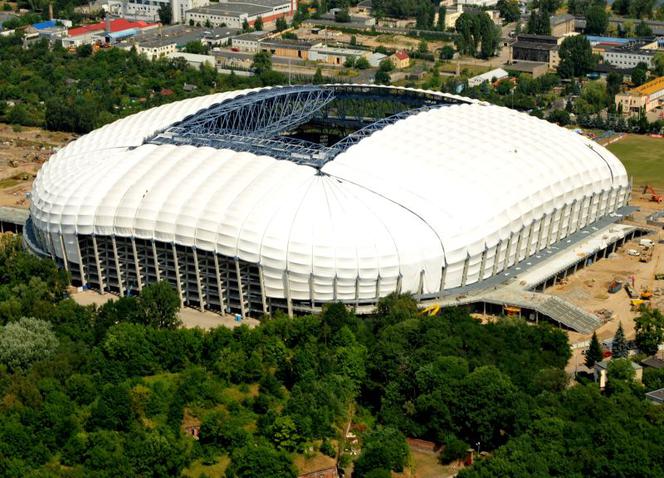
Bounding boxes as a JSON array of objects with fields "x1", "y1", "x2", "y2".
[{"x1": 643, "y1": 185, "x2": 664, "y2": 203}]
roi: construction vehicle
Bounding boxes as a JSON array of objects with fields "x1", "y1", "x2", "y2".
[
  {"x1": 640, "y1": 246, "x2": 654, "y2": 263},
  {"x1": 608, "y1": 279, "x2": 623, "y2": 293},
  {"x1": 656, "y1": 273, "x2": 664, "y2": 280},
  {"x1": 625, "y1": 283, "x2": 637, "y2": 298},
  {"x1": 640, "y1": 287, "x2": 653, "y2": 300},
  {"x1": 643, "y1": 185, "x2": 664, "y2": 203},
  {"x1": 419, "y1": 304, "x2": 441, "y2": 316},
  {"x1": 631, "y1": 299, "x2": 646, "y2": 311}
]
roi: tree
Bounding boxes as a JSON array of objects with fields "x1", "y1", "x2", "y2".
[
  {"x1": 547, "y1": 109, "x2": 571, "y2": 125},
  {"x1": 557, "y1": 35, "x2": 596, "y2": 78},
  {"x1": 0, "y1": 317, "x2": 58, "y2": 372},
  {"x1": 254, "y1": 16, "x2": 263, "y2": 31},
  {"x1": 526, "y1": 10, "x2": 551, "y2": 35},
  {"x1": 585, "y1": 5, "x2": 609, "y2": 35},
  {"x1": 136, "y1": 281, "x2": 181, "y2": 329},
  {"x1": 440, "y1": 45, "x2": 455, "y2": 59},
  {"x1": 607, "y1": 357, "x2": 636, "y2": 382},
  {"x1": 355, "y1": 56, "x2": 370, "y2": 69},
  {"x1": 496, "y1": 0, "x2": 521, "y2": 23},
  {"x1": 606, "y1": 71, "x2": 623, "y2": 98},
  {"x1": 635, "y1": 308, "x2": 664, "y2": 355},
  {"x1": 344, "y1": 55, "x2": 356, "y2": 68},
  {"x1": 335, "y1": 8, "x2": 351, "y2": 22},
  {"x1": 437, "y1": 6, "x2": 446, "y2": 30},
  {"x1": 416, "y1": 1, "x2": 435, "y2": 29},
  {"x1": 632, "y1": 61, "x2": 648, "y2": 86},
  {"x1": 225, "y1": 443, "x2": 297, "y2": 478},
  {"x1": 653, "y1": 52, "x2": 664, "y2": 76},
  {"x1": 242, "y1": 18, "x2": 250, "y2": 31},
  {"x1": 312, "y1": 67, "x2": 324, "y2": 84},
  {"x1": 418, "y1": 40, "x2": 429, "y2": 54},
  {"x1": 158, "y1": 3, "x2": 172, "y2": 24},
  {"x1": 275, "y1": 16, "x2": 288, "y2": 31},
  {"x1": 635, "y1": 20, "x2": 653, "y2": 37},
  {"x1": 252, "y1": 51, "x2": 273, "y2": 75},
  {"x1": 612, "y1": 322, "x2": 629, "y2": 358},
  {"x1": 585, "y1": 332, "x2": 604, "y2": 368},
  {"x1": 353, "y1": 427, "x2": 409, "y2": 477},
  {"x1": 183, "y1": 40, "x2": 207, "y2": 54}
]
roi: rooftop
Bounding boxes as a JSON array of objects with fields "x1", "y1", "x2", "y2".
[
  {"x1": 188, "y1": 2, "x2": 275, "y2": 17},
  {"x1": 596, "y1": 359, "x2": 643, "y2": 370},
  {"x1": 626, "y1": 75, "x2": 664, "y2": 96},
  {"x1": 134, "y1": 25, "x2": 239, "y2": 48},
  {"x1": 642, "y1": 356, "x2": 664, "y2": 369},
  {"x1": 550, "y1": 13, "x2": 574, "y2": 25},
  {"x1": 68, "y1": 18, "x2": 157, "y2": 37},
  {"x1": 646, "y1": 388, "x2": 664, "y2": 402}
]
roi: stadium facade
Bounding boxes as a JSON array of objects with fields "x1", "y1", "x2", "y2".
[{"x1": 25, "y1": 85, "x2": 629, "y2": 317}]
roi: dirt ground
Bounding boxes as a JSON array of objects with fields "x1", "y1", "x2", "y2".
[
  {"x1": 546, "y1": 195, "x2": 664, "y2": 371},
  {"x1": 0, "y1": 123, "x2": 73, "y2": 208},
  {"x1": 292, "y1": 27, "x2": 447, "y2": 53}
]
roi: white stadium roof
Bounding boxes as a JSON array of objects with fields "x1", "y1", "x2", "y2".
[{"x1": 29, "y1": 85, "x2": 629, "y2": 309}]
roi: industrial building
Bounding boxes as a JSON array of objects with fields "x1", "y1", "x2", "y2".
[
  {"x1": 510, "y1": 34, "x2": 560, "y2": 69},
  {"x1": 185, "y1": 0, "x2": 295, "y2": 28},
  {"x1": 615, "y1": 76, "x2": 664, "y2": 116},
  {"x1": 26, "y1": 85, "x2": 629, "y2": 318}
]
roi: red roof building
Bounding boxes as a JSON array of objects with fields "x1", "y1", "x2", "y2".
[
  {"x1": 390, "y1": 49, "x2": 410, "y2": 69},
  {"x1": 68, "y1": 19, "x2": 158, "y2": 37}
]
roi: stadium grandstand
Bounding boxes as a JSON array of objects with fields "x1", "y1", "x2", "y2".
[{"x1": 26, "y1": 85, "x2": 629, "y2": 317}]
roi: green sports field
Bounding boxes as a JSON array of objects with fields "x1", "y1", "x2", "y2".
[{"x1": 606, "y1": 134, "x2": 664, "y2": 189}]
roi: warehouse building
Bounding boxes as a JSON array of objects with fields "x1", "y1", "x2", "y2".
[
  {"x1": 27, "y1": 85, "x2": 629, "y2": 318},
  {"x1": 185, "y1": 0, "x2": 295, "y2": 28}
]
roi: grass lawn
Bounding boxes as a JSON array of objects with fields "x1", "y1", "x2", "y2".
[
  {"x1": 182, "y1": 456, "x2": 230, "y2": 478},
  {"x1": 606, "y1": 134, "x2": 664, "y2": 189}
]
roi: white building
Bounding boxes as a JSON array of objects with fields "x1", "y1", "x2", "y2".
[
  {"x1": 27, "y1": 85, "x2": 629, "y2": 318},
  {"x1": 122, "y1": 0, "x2": 210, "y2": 23},
  {"x1": 468, "y1": 67, "x2": 509, "y2": 87},
  {"x1": 185, "y1": 0, "x2": 295, "y2": 28},
  {"x1": 166, "y1": 51, "x2": 216, "y2": 67},
  {"x1": 602, "y1": 48, "x2": 655, "y2": 69}
]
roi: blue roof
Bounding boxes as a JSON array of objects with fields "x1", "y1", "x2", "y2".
[
  {"x1": 108, "y1": 28, "x2": 137, "y2": 39},
  {"x1": 33, "y1": 20, "x2": 57, "y2": 30},
  {"x1": 585, "y1": 35, "x2": 633, "y2": 45}
]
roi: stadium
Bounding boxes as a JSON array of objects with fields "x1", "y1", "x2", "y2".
[{"x1": 25, "y1": 84, "x2": 629, "y2": 318}]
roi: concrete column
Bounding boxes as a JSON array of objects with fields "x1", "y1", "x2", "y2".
[
  {"x1": 568, "y1": 200, "x2": 579, "y2": 234},
  {"x1": 355, "y1": 275, "x2": 360, "y2": 308},
  {"x1": 59, "y1": 234, "x2": 69, "y2": 272},
  {"x1": 283, "y1": 270, "x2": 293, "y2": 318},
  {"x1": 111, "y1": 236, "x2": 124, "y2": 297},
  {"x1": 514, "y1": 227, "x2": 524, "y2": 263},
  {"x1": 333, "y1": 274, "x2": 338, "y2": 301},
  {"x1": 172, "y1": 244, "x2": 183, "y2": 307},
  {"x1": 438, "y1": 264, "x2": 447, "y2": 298},
  {"x1": 460, "y1": 253, "x2": 470, "y2": 287},
  {"x1": 555, "y1": 206, "x2": 566, "y2": 243},
  {"x1": 131, "y1": 238, "x2": 142, "y2": 291},
  {"x1": 236, "y1": 257, "x2": 247, "y2": 319},
  {"x1": 524, "y1": 221, "x2": 535, "y2": 258},
  {"x1": 417, "y1": 269, "x2": 425, "y2": 300},
  {"x1": 75, "y1": 236, "x2": 86, "y2": 285},
  {"x1": 492, "y1": 241, "x2": 502, "y2": 276},
  {"x1": 577, "y1": 196, "x2": 587, "y2": 230},
  {"x1": 151, "y1": 240, "x2": 161, "y2": 282},
  {"x1": 396, "y1": 273, "x2": 403, "y2": 294},
  {"x1": 213, "y1": 253, "x2": 226, "y2": 312},
  {"x1": 546, "y1": 208, "x2": 557, "y2": 247},
  {"x1": 504, "y1": 233, "x2": 514, "y2": 270},
  {"x1": 375, "y1": 274, "x2": 382, "y2": 300},
  {"x1": 478, "y1": 246, "x2": 488, "y2": 281},
  {"x1": 536, "y1": 214, "x2": 546, "y2": 252},
  {"x1": 588, "y1": 192, "x2": 598, "y2": 224},
  {"x1": 309, "y1": 273, "x2": 315, "y2": 309},
  {"x1": 258, "y1": 264, "x2": 269, "y2": 315},
  {"x1": 92, "y1": 235, "x2": 105, "y2": 293},
  {"x1": 192, "y1": 248, "x2": 204, "y2": 311}
]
